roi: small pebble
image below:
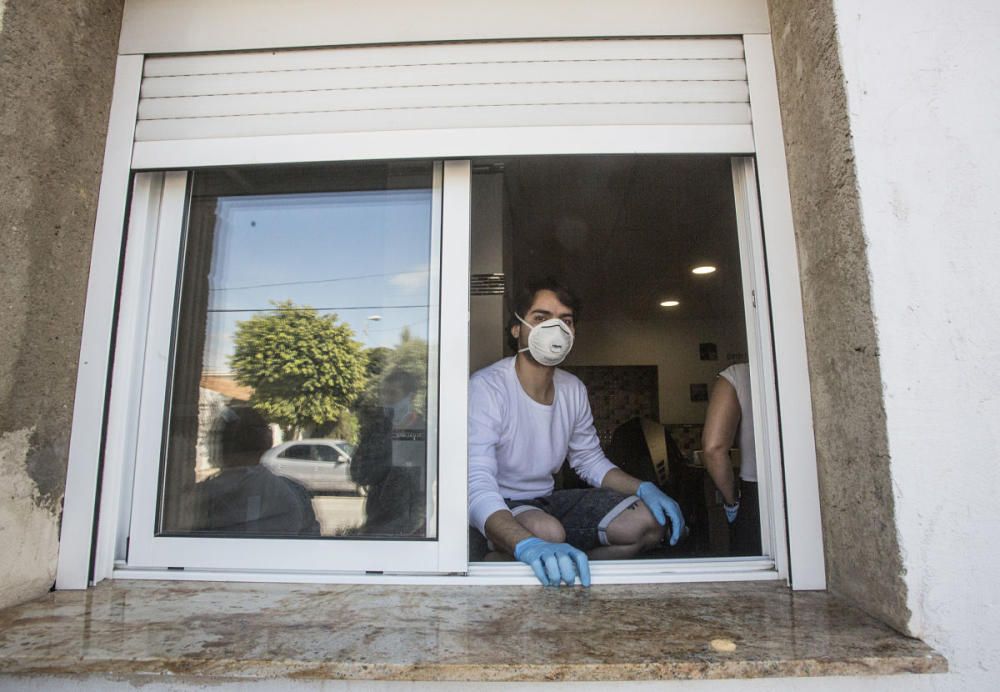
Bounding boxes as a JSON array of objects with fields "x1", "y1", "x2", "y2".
[{"x1": 710, "y1": 638, "x2": 737, "y2": 652}]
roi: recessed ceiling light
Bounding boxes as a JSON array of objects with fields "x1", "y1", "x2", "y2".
[
  {"x1": 692, "y1": 265, "x2": 717, "y2": 275},
  {"x1": 659, "y1": 300, "x2": 680, "y2": 307}
]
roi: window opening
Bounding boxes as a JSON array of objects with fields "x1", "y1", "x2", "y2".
[
  {"x1": 467, "y1": 154, "x2": 764, "y2": 565},
  {"x1": 118, "y1": 154, "x2": 777, "y2": 581}
]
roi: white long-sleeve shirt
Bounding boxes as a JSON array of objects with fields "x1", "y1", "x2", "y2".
[{"x1": 467, "y1": 357, "x2": 617, "y2": 534}]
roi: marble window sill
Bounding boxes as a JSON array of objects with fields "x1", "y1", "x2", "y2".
[{"x1": 0, "y1": 580, "x2": 945, "y2": 683}]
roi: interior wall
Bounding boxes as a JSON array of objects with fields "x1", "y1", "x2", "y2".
[
  {"x1": 566, "y1": 318, "x2": 747, "y2": 424},
  {"x1": 469, "y1": 172, "x2": 509, "y2": 373},
  {"x1": 0, "y1": 0, "x2": 124, "y2": 610}
]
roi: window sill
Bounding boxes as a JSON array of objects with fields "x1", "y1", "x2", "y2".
[{"x1": 0, "y1": 580, "x2": 945, "y2": 683}]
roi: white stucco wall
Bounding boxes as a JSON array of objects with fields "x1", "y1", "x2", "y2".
[{"x1": 832, "y1": 0, "x2": 1000, "y2": 689}]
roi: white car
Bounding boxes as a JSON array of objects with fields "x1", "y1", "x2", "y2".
[{"x1": 260, "y1": 439, "x2": 362, "y2": 494}]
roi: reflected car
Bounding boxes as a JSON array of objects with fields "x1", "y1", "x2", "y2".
[{"x1": 260, "y1": 439, "x2": 362, "y2": 494}]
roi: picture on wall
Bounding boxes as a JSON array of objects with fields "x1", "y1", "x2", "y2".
[
  {"x1": 690, "y1": 383, "x2": 709, "y2": 402},
  {"x1": 699, "y1": 342, "x2": 718, "y2": 361}
]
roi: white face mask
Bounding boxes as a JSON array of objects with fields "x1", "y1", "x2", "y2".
[{"x1": 515, "y1": 313, "x2": 574, "y2": 366}]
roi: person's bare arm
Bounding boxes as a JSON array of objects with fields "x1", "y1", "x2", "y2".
[
  {"x1": 702, "y1": 377, "x2": 741, "y2": 504},
  {"x1": 483, "y1": 509, "x2": 535, "y2": 555},
  {"x1": 600, "y1": 467, "x2": 643, "y2": 495}
]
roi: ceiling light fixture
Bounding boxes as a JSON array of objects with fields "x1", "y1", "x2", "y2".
[
  {"x1": 692, "y1": 265, "x2": 717, "y2": 275},
  {"x1": 659, "y1": 300, "x2": 680, "y2": 308}
]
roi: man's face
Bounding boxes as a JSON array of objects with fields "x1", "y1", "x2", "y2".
[{"x1": 512, "y1": 289, "x2": 576, "y2": 359}]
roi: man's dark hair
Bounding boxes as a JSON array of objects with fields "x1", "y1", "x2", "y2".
[
  {"x1": 219, "y1": 407, "x2": 273, "y2": 468},
  {"x1": 505, "y1": 278, "x2": 582, "y2": 353}
]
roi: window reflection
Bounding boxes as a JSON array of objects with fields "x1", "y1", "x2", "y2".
[{"x1": 158, "y1": 162, "x2": 437, "y2": 539}]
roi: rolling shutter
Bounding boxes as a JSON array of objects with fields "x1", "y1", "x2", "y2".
[{"x1": 135, "y1": 38, "x2": 750, "y2": 143}]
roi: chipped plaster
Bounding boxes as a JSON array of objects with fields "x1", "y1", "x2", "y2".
[{"x1": 0, "y1": 428, "x2": 60, "y2": 611}]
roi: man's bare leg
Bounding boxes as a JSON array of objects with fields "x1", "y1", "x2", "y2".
[
  {"x1": 483, "y1": 508, "x2": 566, "y2": 560},
  {"x1": 588, "y1": 500, "x2": 665, "y2": 560}
]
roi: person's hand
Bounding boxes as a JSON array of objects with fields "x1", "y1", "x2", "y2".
[
  {"x1": 636, "y1": 482, "x2": 686, "y2": 545},
  {"x1": 723, "y1": 500, "x2": 740, "y2": 524},
  {"x1": 513, "y1": 537, "x2": 591, "y2": 587}
]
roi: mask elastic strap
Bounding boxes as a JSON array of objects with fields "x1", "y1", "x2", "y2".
[{"x1": 513, "y1": 313, "x2": 531, "y2": 353}]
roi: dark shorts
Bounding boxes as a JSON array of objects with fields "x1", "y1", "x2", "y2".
[{"x1": 504, "y1": 488, "x2": 640, "y2": 552}]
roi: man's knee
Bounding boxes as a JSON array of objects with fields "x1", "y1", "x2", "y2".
[
  {"x1": 516, "y1": 510, "x2": 566, "y2": 543},
  {"x1": 637, "y1": 517, "x2": 666, "y2": 551},
  {"x1": 606, "y1": 501, "x2": 664, "y2": 549}
]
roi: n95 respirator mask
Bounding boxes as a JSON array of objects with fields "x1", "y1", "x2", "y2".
[{"x1": 515, "y1": 313, "x2": 574, "y2": 366}]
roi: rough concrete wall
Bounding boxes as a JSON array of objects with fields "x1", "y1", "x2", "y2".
[
  {"x1": 0, "y1": 0, "x2": 123, "y2": 610},
  {"x1": 765, "y1": 2, "x2": 910, "y2": 632}
]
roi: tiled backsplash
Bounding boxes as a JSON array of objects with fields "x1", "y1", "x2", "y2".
[
  {"x1": 564, "y1": 364, "x2": 704, "y2": 458},
  {"x1": 562, "y1": 365, "x2": 659, "y2": 446}
]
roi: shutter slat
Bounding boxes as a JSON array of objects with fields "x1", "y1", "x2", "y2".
[
  {"x1": 139, "y1": 81, "x2": 750, "y2": 120},
  {"x1": 135, "y1": 38, "x2": 751, "y2": 143},
  {"x1": 136, "y1": 103, "x2": 752, "y2": 142},
  {"x1": 140, "y1": 60, "x2": 748, "y2": 99},
  {"x1": 143, "y1": 38, "x2": 745, "y2": 77}
]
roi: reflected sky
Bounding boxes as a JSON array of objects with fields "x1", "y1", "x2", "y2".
[{"x1": 202, "y1": 189, "x2": 433, "y2": 373}]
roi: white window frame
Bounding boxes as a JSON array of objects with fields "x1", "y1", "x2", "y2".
[
  {"x1": 115, "y1": 161, "x2": 470, "y2": 575},
  {"x1": 58, "y1": 31, "x2": 825, "y2": 591},
  {"x1": 100, "y1": 153, "x2": 790, "y2": 586}
]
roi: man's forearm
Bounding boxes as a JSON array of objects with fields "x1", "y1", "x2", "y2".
[
  {"x1": 483, "y1": 509, "x2": 535, "y2": 555},
  {"x1": 600, "y1": 468, "x2": 643, "y2": 496}
]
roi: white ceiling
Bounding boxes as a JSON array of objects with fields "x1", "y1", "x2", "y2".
[{"x1": 479, "y1": 155, "x2": 747, "y2": 323}]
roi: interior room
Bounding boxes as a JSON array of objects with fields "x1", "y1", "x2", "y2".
[{"x1": 469, "y1": 154, "x2": 754, "y2": 559}]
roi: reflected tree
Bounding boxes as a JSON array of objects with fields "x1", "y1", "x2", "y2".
[{"x1": 230, "y1": 300, "x2": 368, "y2": 440}]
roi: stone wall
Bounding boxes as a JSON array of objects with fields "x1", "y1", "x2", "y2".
[
  {"x1": 765, "y1": 1, "x2": 910, "y2": 632},
  {"x1": 0, "y1": 0, "x2": 124, "y2": 610}
]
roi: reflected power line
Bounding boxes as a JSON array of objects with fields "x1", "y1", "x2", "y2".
[
  {"x1": 209, "y1": 269, "x2": 427, "y2": 292},
  {"x1": 207, "y1": 304, "x2": 428, "y2": 314}
]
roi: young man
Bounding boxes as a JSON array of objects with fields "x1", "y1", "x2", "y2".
[{"x1": 468, "y1": 279, "x2": 685, "y2": 587}]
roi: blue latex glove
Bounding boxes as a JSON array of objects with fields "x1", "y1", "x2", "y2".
[
  {"x1": 724, "y1": 500, "x2": 740, "y2": 524},
  {"x1": 514, "y1": 537, "x2": 591, "y2": 587},
  {"x1": 636, "y1": 481, "x2": 686, "y2": 545}
]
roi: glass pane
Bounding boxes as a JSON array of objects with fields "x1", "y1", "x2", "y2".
[{"x1": 158, "y1": 161, "x2": 437, "y2": 540}]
